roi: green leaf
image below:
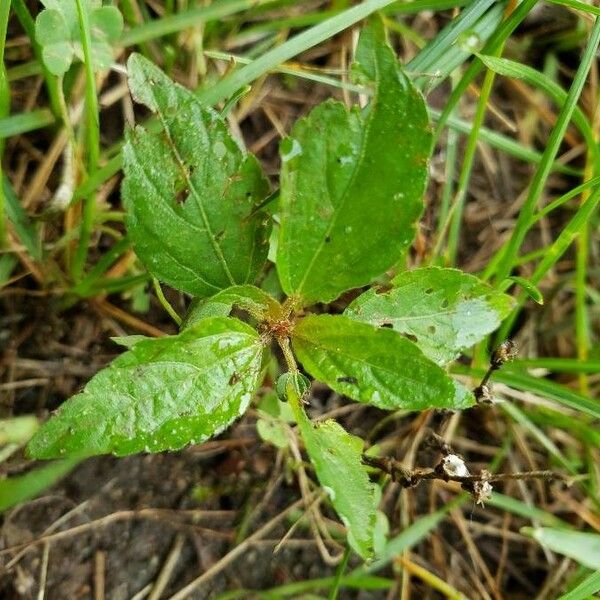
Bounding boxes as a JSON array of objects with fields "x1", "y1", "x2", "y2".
[
  {"x1": 291, "y1": 314, "x2": 474, "y2": 411},
  {"x1": 35, "y1": 8, "x2": 70, "y2": 45},
  {"x1": 256, "y1": 418, "x2": 289, "y2": 449},
  {"x1": 90, "y1": 5, "x2": 123, "y2": 42},
  {"x1": 257, "y1": 391, "x2": 294, "y2": 423},
  {"x1": 41, "y1": 41, "x2": 75, "y2": 76},
  {"x1": 289, "y1": 385, "x2": 376, "y2": 559},
  {"x1": 276, "y1": 18, "x2": 431, "y2": 304},
  {"x1": 275, "y1": 371, "x2": 311, "y2": 402},
  {"x1": 123, "y1": 54, "x2": 272, "y2": 297},
  {"x1": 523, "y1": 527, "x2": 600, "y2": 570},
  {"x1": 0, "y1": 416, "x2": 38, "y2": 445},
  {"x1": 35, "y1": 9, "x2": 73, "y2": 75},
  {"x1": 558, "y1": 570, "x2": 600, "y2": 600},
  {"x1": 27, "y1": 317, "x2": 265, "y2": 459},
  {"x1": 507, "y1": 275, "x2": 544, "y2": 305},
  {"x1": 182, "y1": 285, "x2": 282, "y2": 328},
  {"x1": 36, "y1": 1, "x2": 122, "y2": 74},
  {"x1": 346, "y1": 267, "x2": 515, "y2": 365},
  {"x1": 0, "y1": 459, "x2": 79, "y2": 513},
  {"x1": 40, "y1": 0, "x2": 78, "y2": 37}
]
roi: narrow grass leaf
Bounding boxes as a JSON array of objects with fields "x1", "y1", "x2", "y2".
[
  {"x1": 3, "y1": 176, "x2": 42, "y2": 260},
  {"x1": 0, "y1": 459, "x2": 80, "y2": 513},
  {"x1": 558, "y1": 570, "x2": 600, "y2": 600},
  {"x1": 523, "y1": 527, "x2": 600, "y2": 570}
]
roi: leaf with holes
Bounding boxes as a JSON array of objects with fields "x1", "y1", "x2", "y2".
[
  {"x1": 288, "y1": 383, "x2": 377, "y2": 559},
  {"x1": 291, "y1": 314, "x2": 474, "y2": 410},
  {"x1": 27, "y1": 318, "x2": 265, "y2": 459},
  {"x1": 346, "y1": 268, "x2": 515, "y2": 365},
  {"x1": 276, "y1": 18, "x2": 432, "y2": 305},
  {"x1": 122, "y1": 54, "x2": 272, "y2": 297}
]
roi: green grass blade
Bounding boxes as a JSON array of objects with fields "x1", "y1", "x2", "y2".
[
  {"x1": 433, "y1": 0, "x2": 539, "y2": 141},
  {"x1": 500, "y1": 402, "x2": 576, "y2": 473},
  {"x1": 547, "y1": 0, "x2": 600, "y2": 17},
  {"x1": 558, "y1": 570, "x2": 600, "y2": 600},
  {"x1": 10, "y1": 0, "x2": 62, "y2": 117},
  {"x1": 408, "y1": 0, "x2": 496, "y2": 78},
  {"x1": 120, "y1": 0, "x2": 279, "y2": 47},
  {"x1": 510, "y1": 358, "x2": 600, "y2": 374},
  {"x1": 489, "y1": 17, "x2": 600, "y2": 284},
  {"x1": 452, "y1": 363, "x2": 600, "y2": 419},
  {"x1": 497, "y1": 184, "x2": 600, "y2": 338},
  {"x1": 478, "y1": 54, "x2": 600, "y2": 168},
  {"x1": 0, "y1": 459, "x2": 80, "y2": 513},
  {"x1": 0, "y1": 109, "x2": 55, "y2": 139},
  {"x1": 533, "y1": 176, "x2": 600, "y2": 221},
  {"x1": 71, "y1": 0, "x2": 101, "y2": 281},
  {"x1": 0, "y1": 0, "x2": 9, "y2": 248},
  {"x1": 2, "y1": 176, "x2": 42, "y2": 261},
  {"x1": 435, "y1": 109, "x2": 581, "y2": 176},
  {"x1": 498, "y1": 371, "x2": 600, "y2": 419},
  {"x1": 486, "y1": 492, "x2": 570, "y2": 528},
  {"x1": 194, "y1": 0, "x2": 398, "y2": 106}
]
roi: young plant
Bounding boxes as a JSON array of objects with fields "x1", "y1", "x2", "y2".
[
  {"x1": 35, "y1": 0, "x2": 123, "y2": 76},
  {"x1": 27, "y1": 21, "x2": 514, "y2": 559}
]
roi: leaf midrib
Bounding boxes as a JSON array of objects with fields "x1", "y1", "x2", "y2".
[
  {"x1": 293, "y1": 45, "x2": 381, "y2": 301},
  {"x1": 151, "y1": 92, "x2": 237, "y2": 287}
]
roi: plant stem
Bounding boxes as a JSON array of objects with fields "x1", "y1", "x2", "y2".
[
  {"x1": 277, "y1": 336, "x2": 298, "y2": 374},
  {"x1": 363, "y1": 455, "x2": 563, "y2": 487},
  {"x1": 444, "y1": 60, "x2": 498, "y2": 265},
  {"x1": 72, "y1": 0, "x2": 100, "y2": 282},
  {"x1": 0, "y1": 0, "x2": 10, "y2": 249},
  {"x1": 328, "y1": 545, "x2": 351, "y2": 600},
  {"x1": 152, "y1": 278, "x2": 182, "y2": 326}
]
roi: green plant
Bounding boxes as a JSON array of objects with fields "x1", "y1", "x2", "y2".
[
  {"x1": 27, "y1": 21, "x2": 515, "y2": 559},
  {"x1": 35, "y1": 0, "x2": 123, "y2": 76}
]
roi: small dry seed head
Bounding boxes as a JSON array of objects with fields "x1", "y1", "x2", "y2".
[
  {"x1": 472, "y1": 470, "x2": 493, "y2": 506},
  {"x1": 474, "y1": 383, "x2": 494, "y2": 403},
  {"x1": 491, "y1": 340, "x2": 518, "y2": 369},
  {"x1": 442, "y1": 454, "x2": 470, "y2": 478}
]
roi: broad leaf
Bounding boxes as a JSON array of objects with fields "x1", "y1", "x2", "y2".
[
  {"x1": 256, "y1": 418, "x2": 289, "y2": 449},
  {"x1": 346, "y1": 267, "x2": 515, "y2": 365},
  {"x1": 289, "y1": 384, "x2": 377, "y2": 559},
  {"x1": 276, "y1": 19, "x2": 431, "y2": 304},
  {"x1": 291, "y1": 314, "x2": 474, "y2": 410},
  {"x1": 183, "y1": 285, "x2": 282, "y2": 328},
  {"x1": 27, "y1": 318, "x2": 265, "y2": 459},
  {"x1": 523, "y1": 527, "x2": 600, "y2": 570},
  {"x1": 123, "y1": 54, "x2": 271, "y2": 297}
]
